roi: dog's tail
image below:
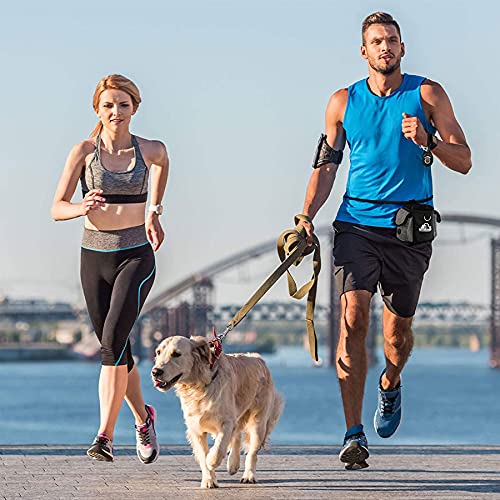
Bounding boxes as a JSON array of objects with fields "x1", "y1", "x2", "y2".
[{"x1": 261, "y1": 391, "x2": 284, "y2": 450}]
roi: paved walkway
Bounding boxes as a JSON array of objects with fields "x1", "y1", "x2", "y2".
[{"x1": 1, "y1": 445, "x2": 499, "y2": 499}]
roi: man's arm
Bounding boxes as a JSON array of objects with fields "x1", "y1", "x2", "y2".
[
  {"x1": 300, "y1": 89, "x2": 347, "y2": 242},
  {"x1": 402, "y1": 80, "x2": 472, "y2": 175}
]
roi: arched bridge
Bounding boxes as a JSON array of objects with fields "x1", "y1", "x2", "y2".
[{"x1": 141, "y1": 214, "x2": 500, "y2": 368}]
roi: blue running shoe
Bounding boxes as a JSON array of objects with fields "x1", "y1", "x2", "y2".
[
  {"x1": 374, "y1": 370, "x2": 402, "y2": 438},
  {"x1": 339, "y1": 425, "x2": 369, "y2": 470}
]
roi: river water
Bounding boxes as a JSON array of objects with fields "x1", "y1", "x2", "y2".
[{"x1": 0, "y1": 346, "x2": 498, "y2": 446}]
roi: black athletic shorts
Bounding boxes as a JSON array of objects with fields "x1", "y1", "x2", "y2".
[{"x1": 333, "y1": 220, "x2": 432, "y2": 318}]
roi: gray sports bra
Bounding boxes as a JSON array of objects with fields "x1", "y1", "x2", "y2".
[{"x1": 81, "y1": 135, "x2": 149, "y2": 204}]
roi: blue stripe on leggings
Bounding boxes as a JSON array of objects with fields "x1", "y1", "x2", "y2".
[{"x1": 115, "y1": 264, "x2": 156, "y2": 366}]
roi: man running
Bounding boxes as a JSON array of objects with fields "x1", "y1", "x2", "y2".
[{"x1": 299, "y1": 12, "x2": 471, "y2": 469}]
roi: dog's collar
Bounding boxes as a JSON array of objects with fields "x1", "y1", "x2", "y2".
[
  {"x1": 209, "y1": 327, "x2": 223, "y2": 370},
  {"x1": 209, "y1": 348, "x2": 220, "y2": 370}
]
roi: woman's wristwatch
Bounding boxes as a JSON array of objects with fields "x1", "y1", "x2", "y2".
[{"x1": 148, "y1": 204, "x2": 163, "y2": 215}]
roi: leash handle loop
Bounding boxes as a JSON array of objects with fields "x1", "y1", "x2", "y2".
[{"x1": 217, "y1": 215, "x2": 321, "y2": 361}]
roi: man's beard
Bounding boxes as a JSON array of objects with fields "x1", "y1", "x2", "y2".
[{"x1": 369, "y1": 56, "x2": 401, "y2": 75}]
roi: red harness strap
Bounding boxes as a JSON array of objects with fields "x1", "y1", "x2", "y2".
[{"x1": 209, "y1": 326, "x2": 223, "y2": 369}]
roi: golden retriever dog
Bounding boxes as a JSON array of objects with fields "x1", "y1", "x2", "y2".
[{"x1": 152, "y1": 335, "x2": 284, "y2": 488}]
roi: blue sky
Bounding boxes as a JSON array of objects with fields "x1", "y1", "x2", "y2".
[{"x1": 1, "y1": 0, "x2": 498, "y2": 306}]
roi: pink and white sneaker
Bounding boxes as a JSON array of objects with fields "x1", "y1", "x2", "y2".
[{"x1": 135, "y1": 404, "x2": 160, "y2": 464}]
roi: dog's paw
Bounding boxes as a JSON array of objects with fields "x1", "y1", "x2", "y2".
[
  {"x1": 240, "y1": 473, "x2": 257, "y2": 484},
  {"x1": 200, "y1": 477, "x2": 219, "y2": 489},
  {"x1": 227, "y1": 454, "x2": 240, "y2": 475},
  {"x1": 227, "y1": 462, "x2": 240, "y2": 475}
]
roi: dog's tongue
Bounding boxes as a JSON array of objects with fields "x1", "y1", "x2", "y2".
[{"x1": 154, "y1": 380, "x2": 163, "y2": 388}]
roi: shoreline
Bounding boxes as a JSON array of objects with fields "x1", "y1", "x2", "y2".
[{"x1": 0, "y1": 343, "x2": 79, "y2": 361}]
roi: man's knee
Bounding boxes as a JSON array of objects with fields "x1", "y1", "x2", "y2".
[
  {"x1": 383, "y1": 316, "x2": 413, "y2": 349},
  {"x1": 385, "y1": 331, "x2": 411, "y2": 350},
  {"x1": 343, "y1": 310, "x2": 369, "y2": 337},
  {"x1": 341, "y1": 292, "x2": 371, "y2": 336}
]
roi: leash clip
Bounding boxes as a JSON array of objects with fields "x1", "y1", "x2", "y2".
[
  {"x1": 209, "y1": 325, "x2": 229, "y2": 369},
  {"x1": 211, "y1": 324, "x2": 233, "y2": 345},
  {"x1": 211, "y1": 325, "x2": 223, "y2": 357}
]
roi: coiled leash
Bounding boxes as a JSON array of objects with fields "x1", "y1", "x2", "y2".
[{"x1": 211, "y1": 214, "x2": 321, "y2": 362}]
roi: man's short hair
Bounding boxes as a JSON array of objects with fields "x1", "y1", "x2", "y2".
[{"x1": 362, "y1": 12, "x2": 402, "y2": 44}]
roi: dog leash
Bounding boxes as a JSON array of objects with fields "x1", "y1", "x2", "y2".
[{"x1": 211, "y1": 214, "x2": 321, "y2": 361}]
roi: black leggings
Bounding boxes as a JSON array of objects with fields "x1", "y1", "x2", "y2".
[{"x1": 80, "y1": 243, "x2": 155, "y2": 371}]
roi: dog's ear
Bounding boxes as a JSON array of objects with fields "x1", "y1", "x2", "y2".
[{"x1": 190, "y1": 336, "x2": 211, "y2": 365}]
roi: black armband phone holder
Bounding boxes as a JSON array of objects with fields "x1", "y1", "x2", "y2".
[{"x1": 312, "y1": 134, "x2": 343, "y2": 168}]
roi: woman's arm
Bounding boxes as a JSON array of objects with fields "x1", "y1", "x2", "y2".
[
  {"x1": 146, "y1": 141, "x2": 169, "y2": 251},
  {"x1": 51, "y1": 142, "x2": 105, "y2": 221}
]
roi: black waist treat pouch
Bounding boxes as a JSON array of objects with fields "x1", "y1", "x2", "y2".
[{"x1": 394, "y1": 202, "x2": 441, "y2": 244}]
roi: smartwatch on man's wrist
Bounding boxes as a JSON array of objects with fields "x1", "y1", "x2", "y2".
[
  {"x1": 148, "y1": 204, "x2": 163, "y2": 215},
  {"x1": 427, "y1": 133, "x2": 438, "y2": 150}
]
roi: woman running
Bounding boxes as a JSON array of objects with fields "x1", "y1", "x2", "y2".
[{"x1": 51, "y1": 74, "x2": 169, "y2": 463}]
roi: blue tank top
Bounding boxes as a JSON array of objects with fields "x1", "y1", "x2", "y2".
[{"x1": 336, "y1": 73, "x2": 436, "y2": 228}]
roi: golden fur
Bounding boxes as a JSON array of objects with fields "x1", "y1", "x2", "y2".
[{"x1": 152, "y1": 335, "x2": 284, "y2": 488}]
